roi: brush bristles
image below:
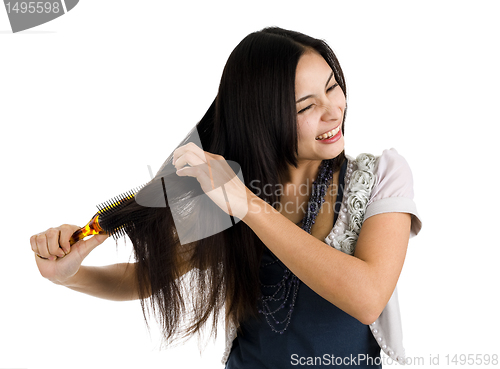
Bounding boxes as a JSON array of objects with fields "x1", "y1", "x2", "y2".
[{"x1": 96, "y1": 185, "x2": 145, "y2": 240}]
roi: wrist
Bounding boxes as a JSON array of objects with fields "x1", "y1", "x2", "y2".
[
  {"x1": 241, "y1": 190, "x2": 270, "y2": 224},
  {"x1": 51, "y1": 267, "x2": 83, "y2": 287}
]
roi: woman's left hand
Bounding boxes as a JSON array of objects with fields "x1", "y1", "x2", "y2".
[{"x1": 173, "y1": 142, "x2": 250, "y2": 220}]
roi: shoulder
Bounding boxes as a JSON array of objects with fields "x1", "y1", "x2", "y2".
[
  {"x1": 348, "y1": 148, "x2": 421, "y2": 237},
  {"x1": 371, "y1": 148, "x2": 414, "y2": 200},
  {"x1": 377, "y1": 148, "x2": 411, "y2": 172},
  {"x1": 346, "y1": 148, "x2": 414, "y2": 200}
]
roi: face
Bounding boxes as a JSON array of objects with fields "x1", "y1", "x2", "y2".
[{"x1": 295, "y1": 51, "x2": 346, "y2": 161}]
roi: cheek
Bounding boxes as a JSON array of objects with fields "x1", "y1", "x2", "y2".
[
  {"x1": 296, "y1": 119, "x2": 304, "y2": 139},
  {"x1": 337, "y1": 92, "x2": 347, "y2": 109},
  {"x1": 296, "y1": 121, "x2": 311, "y2": 150},
  {"x1": 329, "y1": 89, "x2": 346, "y2": 108},
  {"x1": 296, "y1": 118, "x2": 314, "y2": 138}
]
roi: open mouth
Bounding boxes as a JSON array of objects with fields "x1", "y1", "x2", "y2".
[{"x1": 315, "y1": 125, "x2": 342, "y2": 140}]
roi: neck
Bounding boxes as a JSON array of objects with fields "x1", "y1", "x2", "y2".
[{"x1": 282, "y1": 159, "x2": 323, "y2": 196}]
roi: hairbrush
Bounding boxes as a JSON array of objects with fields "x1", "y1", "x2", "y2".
[{"x1": 67, "y1": 186, "x2": 144, "y2": 246}]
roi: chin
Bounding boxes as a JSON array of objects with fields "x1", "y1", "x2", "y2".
[{"x1": 325, "y1": 137, "x2": 345, "y2": 159}]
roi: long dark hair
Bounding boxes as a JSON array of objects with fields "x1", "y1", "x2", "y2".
[{"x1": 116, "y1": 27, "x2": 347, "y2": 345}]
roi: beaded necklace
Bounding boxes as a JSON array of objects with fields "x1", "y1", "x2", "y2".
[{"x1": 258, "y1": 158, "x2": 336, "y2": 334}]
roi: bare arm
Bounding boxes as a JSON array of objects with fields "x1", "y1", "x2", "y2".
[{"x1": 61, "y1": 263, "x2": 148, "y2": 301}]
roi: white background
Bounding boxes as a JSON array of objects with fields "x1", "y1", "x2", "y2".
[{"x1": 1, "y1": 1, "x2": 499, "y2": 368}]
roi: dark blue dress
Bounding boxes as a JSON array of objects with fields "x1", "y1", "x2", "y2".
[{"x1": 226, "y1": 161, "x2": 382, "y2": 368}]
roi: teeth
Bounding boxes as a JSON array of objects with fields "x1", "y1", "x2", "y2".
[{"x1": 316, "y1": 125, "x2": 341, "y2": 140}]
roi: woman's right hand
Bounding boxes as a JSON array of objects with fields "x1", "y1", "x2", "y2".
[{"x1": 30, "y1": 224, "x2": 108, "y2": 286}]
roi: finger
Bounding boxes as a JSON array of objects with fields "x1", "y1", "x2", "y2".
[
  {"x1": 173, "y1": 142, "x2": 206, "y2": 165},
  {"x1": 174, "y1": 148, "x2": 207, "y2": 170},
  {"x1": 76, "y1": 233, "x2": 109, "y2": 259},
  {"x1": 35, "y1": 233, "x2": 54, "y2": 260},
  {"x1": 30, "y1": 234, "x2": 39, "y2": 254},
  {"x1": 176, "y1": 165, "x2": 215, "y2": 192},
  {"x1": 176, "y1": 158, "x2": 239, "y2": 191},
  {"x1": 35, "y1": 253, "x2": 49, "y2": 260},
  {"x1": 30, "y1": 234, "x2": 48, "y2": 259},
  {"x1": 174, "y1": 150, "x2": 207, "y2": 171},
  {"x1": 46, "y1": 228, "x2": 66, "y2": 258},
  {"x1": 59, "y1": 225, "x2": 75, "y2": 255}
]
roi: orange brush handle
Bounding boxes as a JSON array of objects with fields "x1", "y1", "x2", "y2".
[
  {"x1": 68, "y1": 214, "x2": 105, "y2": 246},
  {"x1": 67, "y1": 186, "x2": 140, "y2": 247}
]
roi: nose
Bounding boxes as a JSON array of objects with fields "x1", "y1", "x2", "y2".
[{"x1": 319, "y1": 99, "x2": 342, "y2": 121}]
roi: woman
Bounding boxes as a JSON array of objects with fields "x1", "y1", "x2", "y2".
[{"x1": 31, "y1": 27, "x2": 421, "y2": 368}]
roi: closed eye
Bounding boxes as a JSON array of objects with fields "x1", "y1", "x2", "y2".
[
  {"x1": 298, "y1": 104, "x2": 313, "y2": 114},
  {"x1": 327, "y1": 83, "x2": 339, "y2": 92},
  {"x1": 298, "y1": 82, "x2": 338, "y2": 114}
]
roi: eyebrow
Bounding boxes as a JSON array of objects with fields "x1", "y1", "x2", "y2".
[{"x1": 296, "y1": 71, "x2": 335, "y2": 104}]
